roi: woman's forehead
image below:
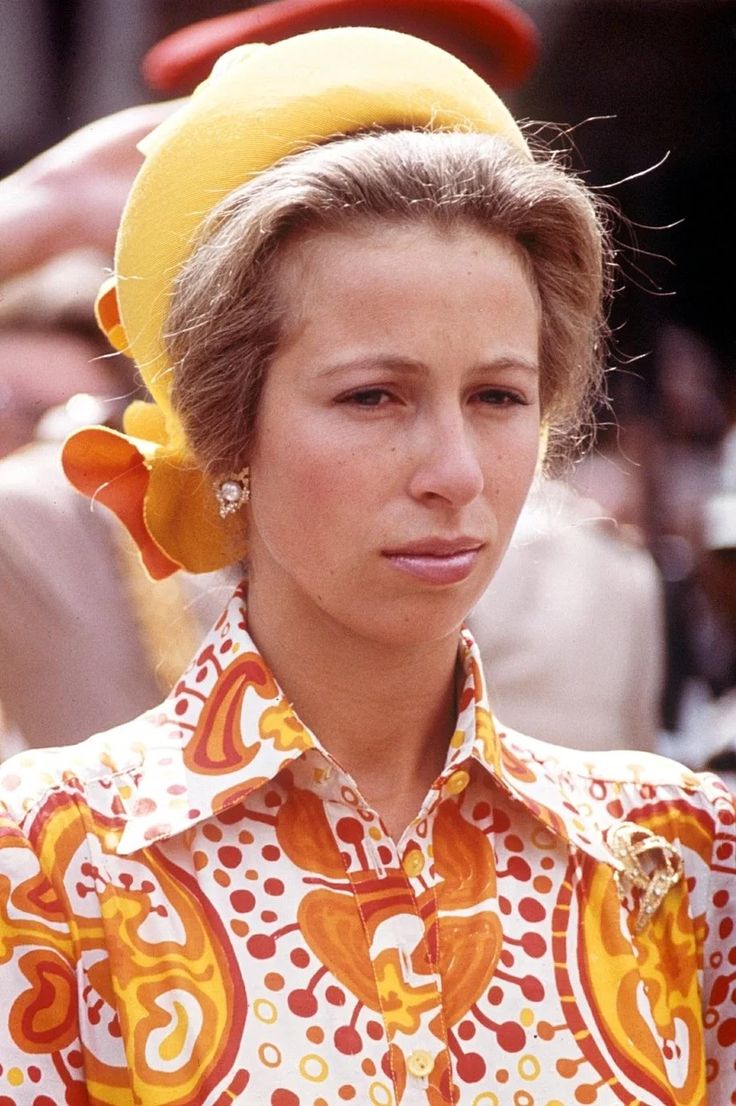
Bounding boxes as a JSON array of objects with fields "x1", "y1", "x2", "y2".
[
  {"x1": 274, "y1": 218, "x2": 540, "y2": 327},
  {"x1": 267, "y1": 224, "x2": 541, "y2": 373}
]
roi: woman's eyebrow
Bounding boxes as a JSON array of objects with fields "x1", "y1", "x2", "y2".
[
  {"x1": 477, "y1": 356, "x2": 540, "y2": 377},
  {"x1": 317, "y1": 355, "x2": 428, "y2": 379}
]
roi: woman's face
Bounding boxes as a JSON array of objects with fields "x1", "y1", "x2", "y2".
[{"x1": 247, "y1": 221, "x2": 542, "y2": 647}]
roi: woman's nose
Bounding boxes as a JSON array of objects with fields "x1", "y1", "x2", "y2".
[{"x1": 407, "y1": 413, "x2": 484, "y2": 507}]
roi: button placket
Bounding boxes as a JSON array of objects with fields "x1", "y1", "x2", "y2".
[
  {"x1": 302, "y1": 755, "x2": 455, "y2": 1104},
  {"x1": 365, "y1": 829, "x2": 391, "y2": 878},
  {"x1": 393, "y1": 820, "x2": 447, "y2": 1104}
]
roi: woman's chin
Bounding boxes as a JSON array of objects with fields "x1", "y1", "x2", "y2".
[{"x1": 337, "y1": 590, "x2": 482, "y2": 650}]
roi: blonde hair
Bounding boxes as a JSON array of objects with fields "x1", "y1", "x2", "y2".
[{"x1": 166, "y1": 129, "x2": 612, "y2": 475}]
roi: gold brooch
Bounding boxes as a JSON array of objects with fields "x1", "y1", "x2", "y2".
[{"x1": 607, "y1": 821, "x2": 684, "y2": 934}]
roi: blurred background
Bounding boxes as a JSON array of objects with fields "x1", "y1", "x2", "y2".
[{"x1": 1, "y1": 0, "x2": 735, "y2": 770}]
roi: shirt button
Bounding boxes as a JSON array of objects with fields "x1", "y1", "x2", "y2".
[
  {"x1": 402, "y1": 849, "x2": 424, "y2": 877},
  {"x1": 407, "y1": 1049, "x2": 434, "y2": 1078},
  {"x1": 446, "y1": 768, "x2": 470, "y2": 795}
]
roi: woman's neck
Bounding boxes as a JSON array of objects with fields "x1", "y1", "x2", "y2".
[{"x1": 246, "y1": 577, "x2": 460, "y2": 839}]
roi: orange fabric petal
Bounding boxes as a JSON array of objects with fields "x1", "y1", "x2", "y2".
[
  {"x1": 62, "y1": 427, "x2": 180, "y2": 580},
  {"x1": 94, "y1": 276, "x2": 129, "y2": 354},
  {"x1": 144, "y1": 455, "x2": 248, "y2": 575}
]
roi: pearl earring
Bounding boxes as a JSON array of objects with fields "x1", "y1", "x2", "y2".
[{"x1": 215, "y1": 467, "x2": 250, "y2": 518}]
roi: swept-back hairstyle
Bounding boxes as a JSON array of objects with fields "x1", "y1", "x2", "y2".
[{"x1": 166, "y1": 128, "x2": 612, "y2": 475}]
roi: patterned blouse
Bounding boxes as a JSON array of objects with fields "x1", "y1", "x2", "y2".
[{"x1": 0, "y1": 583, "x2": 734, "y2": 1106}]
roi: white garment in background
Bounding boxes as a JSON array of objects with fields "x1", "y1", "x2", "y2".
[{"x1": 469, "y1": 480, "x2": 664, "y2": 752}]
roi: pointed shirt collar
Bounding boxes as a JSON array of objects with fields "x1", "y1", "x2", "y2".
[{"x1": 116, "y1": 584, "x2": 630, "y2": 873}]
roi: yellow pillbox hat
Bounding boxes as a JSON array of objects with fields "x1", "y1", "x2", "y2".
[{"x1": 62, "y1": 26, "x2": 527, "y2": 579}]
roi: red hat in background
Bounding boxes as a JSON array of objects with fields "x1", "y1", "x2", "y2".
[{"x1": 142, "y1": 0, "x2": 538, "y2": 93}]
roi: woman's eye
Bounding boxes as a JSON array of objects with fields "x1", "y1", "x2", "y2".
[
  {"x1": 476, "y1": 388, "x2": 527, "y2": 407},
  {"x1": 339, "y1": 388, "x2": 393, "y2": 408}
]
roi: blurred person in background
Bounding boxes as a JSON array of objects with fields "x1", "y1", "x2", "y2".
[
  {"x1": 0, "y1": 246, "x2": 234, "y2": 754},
  {"x1": 0, "y1": 250, "x2": 119, "y2": 459},
  {"x1": 693, "y1": 425, "x2": 736, "y2": 787},
  {"x1": 0, "y1": 98, "x2": 236, "y2": 755},
  {"x1": 0, "y1": 100, "x2": 176, "y2": 283},
  {"x1": 570, "y1": 322, "x2": 732, "y2": 752},
  {"x1": 514, "y1": 0, "x2": 736, "y2": 753},
  {"x1": 470, "y1": 477, "x2": 664, "y2": 751}
]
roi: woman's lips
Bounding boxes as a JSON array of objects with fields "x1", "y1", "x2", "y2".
[{"x1": 382, "y1": 544, "x2": 484, "y2": 585}]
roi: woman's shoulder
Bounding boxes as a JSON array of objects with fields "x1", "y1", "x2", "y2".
[
  {"x1": 493, "y1": 722, "x2": 734, "y2": 927},
  {"x1": 496, "y1": 719, "x2": 734, "y2": 819},
  {"x1": 0, "y1": 710, "x2": 162, "y2": 829}
]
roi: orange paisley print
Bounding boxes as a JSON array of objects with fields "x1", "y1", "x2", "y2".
[
  {"x1": 0, "y1": 589, "x2": 733, "y2": 1105},
  {"x1": 2, "y1": 786, "x2": 245, "y2": 1105},
  {"x1": 550, "y1": 796, "x2": 730, "y2": 1106},
  {"x1": 182, "y1": 650, "x2": 279, "y2": 775}
]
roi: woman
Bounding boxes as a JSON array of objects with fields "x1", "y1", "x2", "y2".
[{"x1": 0, "y1": 28, "x2": 733, "y2": 1106}]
